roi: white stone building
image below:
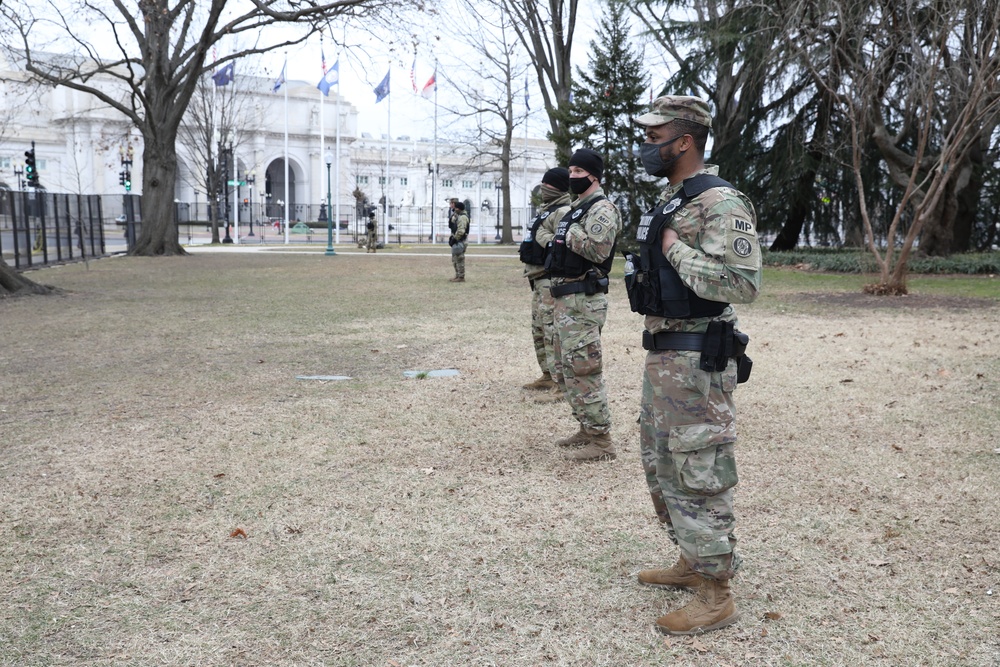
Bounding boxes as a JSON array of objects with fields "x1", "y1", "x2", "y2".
[{"x1": 0, "y1": 63, "x2": 555, "y2": 242}]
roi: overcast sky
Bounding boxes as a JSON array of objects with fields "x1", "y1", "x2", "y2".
[{"x1": 251, "y1": 0, "x2": 627, "y2": 142}]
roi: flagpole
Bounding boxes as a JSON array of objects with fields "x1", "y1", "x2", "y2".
[
  {"x1": 432, "y1": 62, "x2": 438, "y2": 245},
  {"x1": 283, "y1": 54, "x2": 289, "y2": 245},
  {"x1": 384, "y1": 69, "x2": 390, "y2": 245},
  {"x1": 334, "y1": 58, "x2": 341, "y2": 245},
  {"x1": 320, "y1": 50, "x2": 325, "y2": 232}
]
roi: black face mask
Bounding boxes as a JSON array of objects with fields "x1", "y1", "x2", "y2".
[
  {"x1": 569, "y1": 176, "x2": 593, "y2": 195},
  {"x1": 640, "y1": 135, "x2": 686, "y2": 178}
]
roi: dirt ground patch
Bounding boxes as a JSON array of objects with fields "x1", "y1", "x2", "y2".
[
  {"x1": 1, "y1": 252, "x2": 998, "y2": 666},
  {"x1": 788, "y1": 291, "x2": 997, "y2": 310}
]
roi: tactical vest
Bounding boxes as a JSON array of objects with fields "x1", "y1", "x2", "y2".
[
  {"x1": 545, "y1": 195, "x2": 615, "y2": 278},
  {"x1": 518, "y1": 205, "x2": 566, "y2": 265},
  {"x1": 625, "y1": 174, "x2": 731, "y2": 319}
]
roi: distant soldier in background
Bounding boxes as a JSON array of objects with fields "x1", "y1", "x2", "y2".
[
  {"x1": 449, "y1": 201, "x2": 470, "y2": 283},
  {"x1": 545, "y1": 148, "x2": 621, "y2": 462},
  {"x1": 366, "y1": 211, "x2": 378, "y2": 253},
  {"x1": 520, "y1": 167, "x2": 571, "y2": 395}
]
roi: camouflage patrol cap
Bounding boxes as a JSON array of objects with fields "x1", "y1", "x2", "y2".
[{"x1": 633, "y1": 95, "x2": 713, "y2": 128}]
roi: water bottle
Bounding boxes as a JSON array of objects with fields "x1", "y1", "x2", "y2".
[{"x1": 624, "y1": 254, "x2": 635, "y2": 278}]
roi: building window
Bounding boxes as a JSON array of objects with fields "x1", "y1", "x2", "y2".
[
  {"x1": 482, "y1": 180, "x2": 493, "y2": 190},
  {"x1": 356, "y1": 175, "x2": 369, "y2": 185},
  {"x1": 400, "y1": 177, "x2": 408, "y2": 186},
  {"x1": 462, "y1": 180, "x2": 474, "y2": 189},
  {"x1": 378, "y1": 176, "x2": 386, "y2": 185},
  {"x1": 0, "y1": 157, "x2": 10, "y2": 169},
  {"x1": 442, "y1": 179, "x2": 453, "y2": 188}
]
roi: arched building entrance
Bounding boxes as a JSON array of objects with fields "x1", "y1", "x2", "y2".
[{"x1": 264, "y1": 158, "x2": 298, "y2": 220}]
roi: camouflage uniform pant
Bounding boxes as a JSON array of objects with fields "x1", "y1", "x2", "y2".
[
  {"x1": 551, "y1": 292, "x2": 611, "y2": 434},
  {"x1": 451, "y1": 243, "x2": 466, "y2": 278},
  {"x1": 530, "y1": 277, "x2": 556, "y2": 376},
  {"x1": 639, "y1": 349, "x2": 741, "y2": 580},
  {"x1": 366, "y1": 232, "x2": 377, "y2": 252}
]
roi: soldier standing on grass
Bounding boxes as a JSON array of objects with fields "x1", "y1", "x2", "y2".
[
  {"x1": 520, "y1": 167, "x2": 572, "y2": 395},
  {"x1": 449, "y1": 202, "x2": 470, "y2": 283},
  {"x1": 366, "y1": 211, "x2": 378, "y2": 253},
  {"x1": 627, "y1": 95, "x2": 762, "y2": 635},
  {"x1": 544, "y1": 148, "x2": 621, "y2": 462}
]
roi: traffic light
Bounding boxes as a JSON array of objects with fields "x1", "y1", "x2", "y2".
[
  {"x1": 124, "y1": 171, "x2": 132, "y2": 192},
  {"x1": 24, "y1": 146, "x2": 39, "y2": 186},
  {"x1": 119, "y1": 171, "x2": 126, "y2": 186}
]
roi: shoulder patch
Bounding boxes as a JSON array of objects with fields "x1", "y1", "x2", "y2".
[{"x1": 732, "y1": 217, "x2": 754, "y2": 234}]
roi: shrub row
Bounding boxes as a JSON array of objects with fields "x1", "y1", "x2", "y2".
[{"x1": 763, "y1": 249, "x2": 1000, "y2": 275}]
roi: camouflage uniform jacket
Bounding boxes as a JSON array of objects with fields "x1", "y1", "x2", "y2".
[
  {"x1": 454, "y1": 213, "x2": 470, "y2": 242},
  {"x1": 552, "y1": 187, "x2": 621, "y2": 285},
  {"x1": 645, "y1": 165, "x2": 762, "y2": 335},
  {"x1": 523, "y1": 193, "x2": 572, "y2": 280}
]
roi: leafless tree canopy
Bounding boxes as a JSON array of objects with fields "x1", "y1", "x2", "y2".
[{"x1": 1, "y1": 0, "x2": 410, "y2": 256}]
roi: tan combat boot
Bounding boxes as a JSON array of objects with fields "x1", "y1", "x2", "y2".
[
  {"x1": 523, "y1": 373, "x2": 558, "y2": 390},
  {"x1": 637, "y1": 557, "x2": 701, "y2": 590},
  {"x1": 655, "y1": 577, "x2": 740, "y2": 635},
  {"x1": 449, "y1": 276, "x2": 465, "y2": 283},
  {"x1": 553, "y1": 427, "x2": 589, "y2": 448},
  {"x1": 564, "y1": 432, "x2": 616, "y2": 461},
  {"x1": 534, "y1": 387, "x2": 563, "y2": 403}
]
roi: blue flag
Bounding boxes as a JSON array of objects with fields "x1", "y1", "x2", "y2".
[
  {"x1": 318, "y1": 59, "x2": 339, "y2": 97},
  {"x1": 212, "y1": 62, "x2": 234, "y2": 87},
  {"x1": 273, "y1": 61, "x2": 286, "y2": 93},
  {"x1": 373, "y1": 69, "x2": 390, "y2": 103}
]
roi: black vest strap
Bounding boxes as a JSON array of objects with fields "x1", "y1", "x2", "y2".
[
  {"x1": 629, "y1": 175, "x2": 732, "y2": 319},
  {"x1": 545, "y1": 196, "x2": 614, "y2": 277}
]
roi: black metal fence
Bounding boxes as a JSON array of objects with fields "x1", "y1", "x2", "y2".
[{"x1": 0, "y1": 190, "x2": 108, "y2": 270}]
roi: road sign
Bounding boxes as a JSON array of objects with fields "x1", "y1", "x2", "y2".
[{"x1": 227, "y1": 180, "x2": 246, "y2": 186}]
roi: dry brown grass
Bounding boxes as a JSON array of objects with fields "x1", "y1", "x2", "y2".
[{"x1": 2, "y1": 248, "x2": 999, "y2": 666}]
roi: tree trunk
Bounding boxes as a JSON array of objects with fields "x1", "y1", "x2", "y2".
[
  {"x1": 131, "y1": 135, "x2": 186, "y2": 256},
  {"x1": 0, "y1": 258, "x2": 56, "y2": 296}
]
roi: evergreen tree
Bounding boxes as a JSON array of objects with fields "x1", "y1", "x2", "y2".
[{"x1": 563, "y1": 1, "x2": 660, "y2": 239}]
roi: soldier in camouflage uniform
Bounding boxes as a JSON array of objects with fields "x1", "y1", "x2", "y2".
[
  {"x1": 365, "y1": 212, "x2": 378, "y2": 253},
  {"x1": 626, "y1": 96, "x2": 762, "y2": 635},
  {"x1": 449, "y1": 201, "x2": 470, "y2": 282},
  {"x1": 521, "y1": 168, "x2": 572, "y2": 395},
  {"x1": 545, "y1": 149, "x2": 622, "y2": 461}
]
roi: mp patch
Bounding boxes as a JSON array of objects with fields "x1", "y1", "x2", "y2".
[{"x1": 732, "y1": 218, "x2": 754, "y2": 234}]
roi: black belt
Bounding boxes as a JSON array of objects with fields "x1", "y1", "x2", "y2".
[
  {"x1": 642, "y1": 330, "x2": 705, "y2": 351},
  {"x1": 550, "y1": 277, "x2": 609, "y2": 298}
]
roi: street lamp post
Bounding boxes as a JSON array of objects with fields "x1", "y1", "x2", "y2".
[
  {"x1": 325, "y1": 152, "x2": 335, "y2": 256},
  {"x1": 495, "y1": 181, "x2": 502, "y2": 241},
  {"x1": 120, "y1": 144, "x2": 135, "y2": 248},
  {"x1": 246, "y1": 171, "x2": 256, "y2": 237},
  {"x1": 219, "y1": 138, "x2": 233, "y2": 243},
  {"x1": 13, "y1": 163, "x2": 24, "y2": 190}
]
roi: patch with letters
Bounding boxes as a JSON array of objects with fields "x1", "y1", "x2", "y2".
[
  {"x1": 724, "y1": 216, "x2": 760, "y2": 269},
  {"x1": 662, "y1": 197, "x2": 683, "y2": 215}
]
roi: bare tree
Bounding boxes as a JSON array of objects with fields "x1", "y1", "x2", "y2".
[
  {"x1": 442, "y1": 1, "x2": 527, "y2": 243},
  {"x1": 1, "y1": 0, "x2": 409, "y2": 256},
  {"x1": 501, "y1": 0, "x2": 578, "y2": 162},
  {"x1": 179, "y1": 68, "x2": 264, "y2": 244},
  {"x1": 789, "y1": 0, "x2": 1000, "y2": 293}
]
